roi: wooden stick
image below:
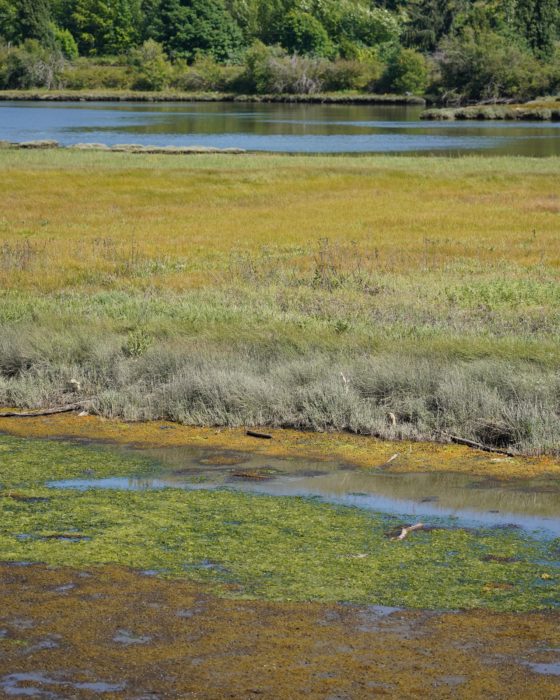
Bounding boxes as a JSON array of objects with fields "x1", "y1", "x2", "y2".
[
  {"x1": 438, "y1": 431, "x2": 517, "y2": 458},
  {"x1": 377, "y1": 453, "x2": 399, "y2": 469},
  {"x1": 0, "y1": 403, "x2": 87, "y2": 418},
  {"x1": 246, "y1": 430, "x2": 273, "y2": 440},
  {"x1": 392, "y1": 523, "x2": 425, "y2": 541}
]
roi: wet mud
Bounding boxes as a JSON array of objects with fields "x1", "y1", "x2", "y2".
[
  {"x1": 1, "y1": 414, "x2": 559, "y2": 480},
  {"x1": 0, "y1": 563, "x2": 559, "y2": 699}
]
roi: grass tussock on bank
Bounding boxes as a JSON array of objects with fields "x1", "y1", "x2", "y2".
[{"x1": 0, "y1": 150, "x2": 559, "y2": 455}]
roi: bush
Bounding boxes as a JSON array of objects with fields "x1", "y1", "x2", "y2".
[
  {"x1": 240, "y1": 42, "x2": 328, "y2": 94},
  {"x1": 129, "y1": 39, "x2": 172, "y2": 91},
  {"x1": 61, "y1": 58, "x2": 132, "y2": 89},
  {"x1": 0, "y1": 39, "x2": 66, "y2": 89},
  {"x1": 379, "y1": 47, "x2": 428, "y2": 95},
  {"x1": 436, "y1": 30, "x2": 552, "y2": 102},
  {"x1": 280, "y1": 10, "x2": 333, "y2": 58},
  {"x1": 322, "y1": 58, "x2": 382, "y2": 92},
  {"x1": 53, "y1": 25, "x2": 78, "y2": 60},
  {"x1": 172, "y1": 53, "x2": 241, "y2": 91}
]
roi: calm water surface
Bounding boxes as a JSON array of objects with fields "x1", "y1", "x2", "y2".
[
  {"x1": 48, "y1": 442, "x2": 560, "y2": 539},
  {"x1": 1, "y1": 101, "x2": 560, "y2": 155}
]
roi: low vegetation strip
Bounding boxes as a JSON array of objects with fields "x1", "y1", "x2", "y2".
[
  {"x1": 0, "y1": 89, "x2": 425, "y2": 105},
  {"x1": 422, "y1": 103, "x2": 560, "y2": 121},
  {"x1": 0, "y1": 151, "x2": 558, "y2": 455}
]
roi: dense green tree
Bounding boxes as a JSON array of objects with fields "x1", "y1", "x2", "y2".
[
  {"x1": 438, "y1": 28, "x2": 550, "y2": 99},
  {"x1": 66, "y1": 0, "x2": 141, "y2": 55},
  {"x1": 129, "y1": 38, "x2": 172, "y2": 89},
  {"x1": 515, "y1": 0, "x2": 559, "y2": 57},
  {"x1": 15, "y1": 0, "x2": 55, "y2": 46},
  {"x1": 280, "y1": 10, "x2": 332, "y2": 56},
  {"x1": 0, "y1": 0, "x2": 18, "y2": 44},
  {"x1": 159, "y1": 0, "x2": 243, "y2": 61},
  {"x1": 380, "y1": 46, "x2": 428, "y2": 93}
]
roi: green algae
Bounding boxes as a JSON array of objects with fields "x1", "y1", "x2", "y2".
[
  {"x1": 0, "y1": 434, "x2": 156, "y2": 488},
  {"x1": 0, "y1": 435, "x2": 558, "y2": 612}
]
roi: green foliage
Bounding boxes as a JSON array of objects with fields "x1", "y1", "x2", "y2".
[
  {"x1": 280, "y1": 10, "x2": 333, "y2": 57},
  {"x1": 15, "y1": 0, "x2": 55, "y2": 46},
  {"x1": 380, "y1": 47, "x2": 428, "y2": 94},
  {"x1": 0, "y1": 0, "x2": 558, "y2": 103},
  {"x1": 65, "y1": 0, "x2": 142, "y2": 55},
  {"x1": 61, "y1": 56, "x2": 132, "y2": 88},
  {"x1": 0, "y1": 435, "x2": 557, "y2": 611},
  {"x1": 129, "y1": 39, "x2": 172, "y2": 90},
  {"x1": 240, "y1": 40, "x2": 328, "y2": 93},
  {"x1": 0, "y1": 0, "x2": 18, "y2": 44},
  {"x1": 515, "y1": 0, "x2": 559, "y2": 58},
  {"x1": 437, "y1": 29, "x2": 551, "y2": 101},
  {"x1": 53, "y1": 25, "x2": 78, "y2": 59},
  {"x1": 159, "y1": 0, "x2": 243, "y2": 61},
  {"x1": 0, "y1": 39, "x2": 66, "y2": 89}
]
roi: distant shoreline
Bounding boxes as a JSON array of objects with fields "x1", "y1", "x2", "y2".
[
  {"x1": 421, "y1": 102, "x2": 560, "y2": 121},
  {"x1": 0, "y1": 89, "x2": 425, "y2": 106}
]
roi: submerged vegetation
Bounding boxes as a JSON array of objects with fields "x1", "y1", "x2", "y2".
[
  {"x1": 0, "y1": 150, "x2": 559, "y2": 455},
  {"x1": 0, "y1": 434, "x2": 558, "y2": 611}
]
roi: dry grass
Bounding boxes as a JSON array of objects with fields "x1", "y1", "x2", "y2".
[
  {"x1": 0, "y1": 150, "x2": 559, "y2": 453},
  {"x1": 0, "y1": 150, "x2": 558, "y2": 292}
]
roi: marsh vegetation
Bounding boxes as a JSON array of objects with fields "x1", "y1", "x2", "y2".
[{"x1": 0, "y1": 150, "x2": 558, "y2": 455}]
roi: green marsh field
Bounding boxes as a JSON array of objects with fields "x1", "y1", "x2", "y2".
[
  {"x1": 1, "y1": 150, "x2": 559, "y2": 453},
  {"x1": 0, "y1": 149, "x2": 559, "y2": 698}
]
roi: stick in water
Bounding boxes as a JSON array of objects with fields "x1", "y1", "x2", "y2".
[{"x1": 393, "y1": 523, "x2": 425, "y2": 541}]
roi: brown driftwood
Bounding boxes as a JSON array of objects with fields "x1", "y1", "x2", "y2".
[
  {"x1": 0, "y1": 403, "x2": 86, "y2": 418},
  {"x1": 377, "y1": 453, "x2": 399, "y2": 469},
  {"x1": 439, "y1": 431, "x2": 517, "y2": 458},
  {"x1": 246, "y1": 430, "x2": 273, "y2": 440},
  {"x1": 392, "y1": 523, "x2": 425, "y2": 541}
]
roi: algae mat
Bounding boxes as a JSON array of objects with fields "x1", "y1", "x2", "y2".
[
  {"x1": 0, "y1": 433, "x2": 558, "y2": 612},
  {"x1": 0, "y1": 563, "x2": 559, "y2": 699},
  {"x1": 1, "y1": 414, "x2": 560, "y2": 481}
]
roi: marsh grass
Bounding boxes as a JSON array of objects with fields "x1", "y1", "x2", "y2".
[{"x1": 0, "y1": 151, "x2": 558, "y2": 453}]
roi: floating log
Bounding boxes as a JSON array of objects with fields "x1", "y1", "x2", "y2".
[{"x1": 246, "y1": 430, "x2": 273, "y2": 440}]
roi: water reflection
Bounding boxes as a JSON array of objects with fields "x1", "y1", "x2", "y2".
[
  {"x1": 47, "y1": 444, "x2": 560, "y2": 538},
  {"x1": 1, "y1": 101, "x2": 560, "y2": 155}
]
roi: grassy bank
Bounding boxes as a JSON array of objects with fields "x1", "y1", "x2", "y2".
[
  {"x1": 422, "y1": 100, "x2": 560, "y2": 121},
  {"x1": 0, "y1": 150, "x2": 559, "y2": 454},
  {"x1": 0, "y1": 89, "x2": 425, "y2": 105}
]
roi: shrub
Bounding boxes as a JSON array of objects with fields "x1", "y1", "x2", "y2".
[
  {"x1": 129, "y1": 39, "x2": 172, "y2": 91},
  {"x1": 61, "y1": 58, "x2": 132, "y2": 89},
  {"x1": 280, "y1": 10, "x2": 333, "y2": 58},
  {"x1": 53, "y1": 26, "x2": 79, "y2": 61},
  {"x1": 379, "y1": 47, "x2": 428, "y2": 95},
  {"x1": 322, "y1": 58, "x2": 382, "y2": 92},
  {"x1": 172, "y1": 53, "x2": 241, "y2": 91},
  {"x1": 0, "y1": 39, "x2": 66, "y2": 89},
  {"x1": 436, "y1": 30, "x2": 551, "y2": 101},
  {"x1": 240, "y1": 41, "x2": 328, "y2": 94}
]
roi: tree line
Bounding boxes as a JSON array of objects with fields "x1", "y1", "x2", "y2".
[{"x1": 0, "y1": 1, "x2": 558, "y2": 101}]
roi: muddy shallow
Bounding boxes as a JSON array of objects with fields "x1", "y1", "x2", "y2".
[
  {"x1": 0, "y1": 417, "x2": 559, "y2": 696},
  {"x1": 1, "y1": 563, "x2": 559, "y2": 699},
  {"x1": 47, "y1": 442, "x2": 560, "y2": 538}
]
